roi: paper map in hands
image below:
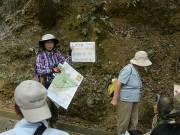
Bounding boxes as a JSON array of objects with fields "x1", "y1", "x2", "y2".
[{"x1": 47, "y1": 62, "x2": 83, "y2": 109}]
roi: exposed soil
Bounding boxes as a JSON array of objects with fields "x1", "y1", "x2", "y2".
[{"x1": 1, "y1": 0, "x2": 180, "y2": 134}]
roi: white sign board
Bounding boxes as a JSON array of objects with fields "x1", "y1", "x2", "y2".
[
  {"x1": 70, "y1": 42, "x2": 95, "y2": 62},
  {"x1": 174, "y1": 84, "x2": 180, "y2": 96}
]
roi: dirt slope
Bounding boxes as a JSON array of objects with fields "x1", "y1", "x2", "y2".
[{"x1": 1, "y1": 0, "x2": 180, "y2": 134}]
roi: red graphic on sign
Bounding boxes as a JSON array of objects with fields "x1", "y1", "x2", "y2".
[{"x1": 175, "y1": 90, "x2": 179, "y2": 94}]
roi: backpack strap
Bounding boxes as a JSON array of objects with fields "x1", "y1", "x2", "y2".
[
  {"x1": 40, "y1": 52, "x2": 46, "y2": 67},
  {"x1": 33, "y1": 122, "x2": 47, "y2": 135},
  {"x1": 52, "y1": 50, "x2": 58, "y2": 66},
  {"x1": 128, "y1": 64, "x2": 133, "y2": 75},
  {"x1": 35, "y1": 52, "x2": 46, "y2": 74},
  {"x1": 34, "y1": 52, "x2": 46, "y2": 82}
]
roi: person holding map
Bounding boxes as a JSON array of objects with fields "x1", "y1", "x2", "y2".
[
  {"x1": 110, "y1": 51, "x2": 152, "y2": 135},
  {"x1": 36, "y1": 34, "x2": 72, "y2": 128}
]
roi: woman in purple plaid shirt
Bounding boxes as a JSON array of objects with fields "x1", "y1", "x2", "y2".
[{"x1": 36, "y1": 34, "x2": 72, "y2": 128}]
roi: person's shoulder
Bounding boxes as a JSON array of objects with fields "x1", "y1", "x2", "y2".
[
  {"x1": 53, "y1": 50, "x2": 60, "y2": 53},
  {"x1": 121, "y1": 64, "x2": 132, "y2": 72},
  {"x1": 37, "y1": 51, "x2": 45, "y2": 54},
  {"x1": 44, "y1": 128, "x2": 70, "y2": 135},
  {"x1": 0, "y1": 129, "x2": 15, "y2": 135},
  {"x1": 124, "y1": 64, "x2": 132, "y2": 69},
  {"x1": 37, "y1": 51, "x2": 45, "y2": 57},
  {"x1": 53, "y1": 50, "x2": 61, "y2": 56}
]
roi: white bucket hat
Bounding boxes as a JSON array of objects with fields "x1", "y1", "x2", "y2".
[
  {"x1": 14, "y1": 80, "x2": 51, "y2": 123},
  {"x1": 130, "y1": 51, "x2": 152, "y2": 66}
]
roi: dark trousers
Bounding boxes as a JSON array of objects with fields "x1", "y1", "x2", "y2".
[
  {"x1": 43, "y1": 81, "x2": 59, "y2": 124},
  {"x1": 48, "y1": 99, "x2": 59, "y2": 124}
]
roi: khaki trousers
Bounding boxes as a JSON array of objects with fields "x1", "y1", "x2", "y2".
[{"x1": 117, "y1": 100, "x2": 138, "y2": 135}]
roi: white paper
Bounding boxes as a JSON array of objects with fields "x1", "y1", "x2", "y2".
[
  {"x1": 47, "y1": 62, "x2": 84, "y2": 109},
  {"x1": 174, "y1": 84, "x2": 180, "y2": 96},
  {"x1": 70, "y1": 42, "x2": 95, "y2": 62}
]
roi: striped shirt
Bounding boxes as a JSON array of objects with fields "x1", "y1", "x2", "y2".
[{"x1": 36, "y1": 50, "x2": 71, "y2": 82}]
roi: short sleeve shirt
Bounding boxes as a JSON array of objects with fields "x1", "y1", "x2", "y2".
[{"x1": 118, "y1": 64, "x2": 142, "y2": 102}]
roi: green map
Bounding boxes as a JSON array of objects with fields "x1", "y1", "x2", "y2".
[
  {"x1": 47, "y1": 62, "x2": 83, "y2": 109},
  {"x1": 49, "y1": 70, "x2": 78, "y2": 95}
]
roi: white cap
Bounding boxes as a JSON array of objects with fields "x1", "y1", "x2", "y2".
[{"x1": 14, "y1": 80, "x2": 51, "y2": 123}]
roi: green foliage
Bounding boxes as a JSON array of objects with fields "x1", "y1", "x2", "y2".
[
  {"x1": 127, "y1": 0, "x2": 140, "y2": 7},
  {"x1": 76, "y1": 14, "x2": 114, "y2": 44},
  {"x1": 0, "y1": 70, "x2": 32, "y2": 84},
  {"x1": 94, "y1": 27, "x2": 101, "y2": 33},
  {"x1": 100, "y1": 16, "x2": 106, "y2": 22},
  {"x1": 108, "y1": 21, "x2": 114, "y2": 28},
  {"x1": 0, "y1": 73, "x2": 5, "y2": 78},
  {"x1": 10, "y1": 74, "x2": 32, "y2": 84},
  {"x1": 144, "y1": 67, "x2": 148, "y2": 73},
  {"x1": 154, "y1": 78, "x2": 160, "y2": 83},
  {"x1": 82, "y1": 28, "x2": 88, "y2": 35},
  {"x1": 76, "y1": 14, "x2": 86, "y2": 24},
  {"x1": 91, "y1": 16, "x2": 96, "y2": 21}
]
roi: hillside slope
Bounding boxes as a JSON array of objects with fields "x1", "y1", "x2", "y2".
[{"x1": 1, "y1": 0, "x2": 180, "y2": 133}]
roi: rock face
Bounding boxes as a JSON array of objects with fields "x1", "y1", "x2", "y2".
[
  {"x1": 34, "y1": 0, "x2": 57, "y2": 29},
  {"x1": 0, "y1": 0, "x2": 180, "y2": 133}
]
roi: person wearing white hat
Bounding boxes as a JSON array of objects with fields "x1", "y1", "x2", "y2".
[
  {"x1": 36, "y1": 34, "x2": 72, "y2": 128},
  {"x1": 0, "y1": 80, "x2": 69, "y2": 135},
  {"x1": 111, "y1": 51, "x2": 152, "y2": 135}
]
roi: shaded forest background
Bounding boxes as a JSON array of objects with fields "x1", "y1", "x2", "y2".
[{"x1": 1, "y1": 0, "x2": 180, "y2": 133}]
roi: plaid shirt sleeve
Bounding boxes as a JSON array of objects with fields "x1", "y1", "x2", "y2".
[
  {"x1": 36, "y1": 53, "x2": 51, "y2": 76},
  {"x1": 36, "y1": 50, "x2": 71, "y2": 79},
  {"x1": 56, "y1": 51, "x2": 72, "y2": 64}
]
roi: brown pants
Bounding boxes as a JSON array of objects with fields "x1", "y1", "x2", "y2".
[{"x1": 117, "y1": 100, "x2": 138, "y2": 135}]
